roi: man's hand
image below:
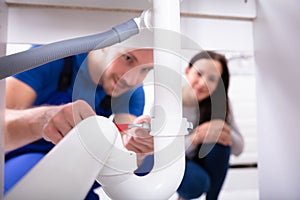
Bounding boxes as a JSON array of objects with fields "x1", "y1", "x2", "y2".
[
  {"x1": 43, "y1": 100, "x2": 96, "y2": 144},
  {"x1": 121, "y1": 115, "x2": 153, "y2": 165}
]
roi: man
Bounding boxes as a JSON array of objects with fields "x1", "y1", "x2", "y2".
[{"x1": 4, "y1": 46, "x2": 154, "y2": 198}]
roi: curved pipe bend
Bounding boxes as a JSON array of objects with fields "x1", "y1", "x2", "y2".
[{"x1": 97, "y1": 135, "x2": 185, "y2": 200}]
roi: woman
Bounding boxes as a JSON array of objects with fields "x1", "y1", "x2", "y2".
[{"x1": 177, "y1": 51, "x2": 244, "y2": 200}]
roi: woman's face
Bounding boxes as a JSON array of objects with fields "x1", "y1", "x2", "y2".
[
  {"x1": 88, "y1": 47, "x2": 153, "y2": 97},
  {"x1": 185, "y1": 59, "x2": 223, "y2": 102}
]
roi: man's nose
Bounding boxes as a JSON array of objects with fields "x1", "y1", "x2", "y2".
[{"x1": 123, "y1": 70, "x2": 142, "y2": 87}]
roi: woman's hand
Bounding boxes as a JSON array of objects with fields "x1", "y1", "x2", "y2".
[{"x1": 190, "y1": 119, "x2": 232, "y2": 146}]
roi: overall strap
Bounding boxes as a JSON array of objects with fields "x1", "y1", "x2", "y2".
[
  {"x1": 99, "y1": 95, "x2": 112, "y2": 111},
  {"x1": 57, "y1": 56, "x2": 73, "y2": 92}
]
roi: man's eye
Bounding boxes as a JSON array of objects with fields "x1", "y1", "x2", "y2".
[
  {"x1": 123, "y1": 55, "x2": 133, "y2": 62},
  {"x1": 142, "y1": 67, "x2": 152, "y2": 73}
]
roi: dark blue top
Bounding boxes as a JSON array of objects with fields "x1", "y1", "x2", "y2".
[{"x1": 6, "y1": 53, "x2": 145, "y2": 159}]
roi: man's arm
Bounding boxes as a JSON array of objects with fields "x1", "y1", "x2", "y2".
[
  {"x1": 5, "y1": 77, "x2": 98, "y2": 151},
  {"x1": 6, "y1": 77, "x2": 37, "y2": 109},
  {"x1": 5, "y1": 76, "x2": 41, "y2": 151},
  {"x1": 5, "y1": 106, "x2": 52, "y2": 152},
  {"x1": 5, "y1": 100, "x2": 96, "y2": 152}
]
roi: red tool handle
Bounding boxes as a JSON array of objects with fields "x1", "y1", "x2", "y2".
[{"x1": 115, "y1": 124, "x2": 130, "y2": 132}]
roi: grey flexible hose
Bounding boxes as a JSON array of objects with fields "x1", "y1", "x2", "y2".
[{"x1": 0, "y1": 19, "x2": 139, "y2": 80}]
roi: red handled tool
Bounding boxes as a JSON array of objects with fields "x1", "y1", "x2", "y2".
[{"x1": 115, "y1": 123, "x2": 151, "y2": 132}]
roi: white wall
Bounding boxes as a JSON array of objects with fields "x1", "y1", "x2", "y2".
[
  {"x1": 5, "y1": 0, "x2": 255, "y2": 49},
  {"x1": 6, "y1": 6, "x2": 139, "y2": 44},
  {"x1": 254, "y1": 0, "x2": 300, "y2": 199},
  {"x1": 181, "y1": 17, "x2": 254, "y2": 52}
]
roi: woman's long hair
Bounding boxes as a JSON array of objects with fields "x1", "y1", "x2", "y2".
[{"x1": 188, "y1": 51, "x2": 230, "y2": 125}]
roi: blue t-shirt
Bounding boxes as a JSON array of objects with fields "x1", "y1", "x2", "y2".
[{"x1": 6, "y1": 53, "x2": 145, "y2": 158}]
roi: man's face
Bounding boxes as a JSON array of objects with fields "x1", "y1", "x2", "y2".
[{"x1": 88, "y1": 47, "x2": 153, "y2": 97}]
